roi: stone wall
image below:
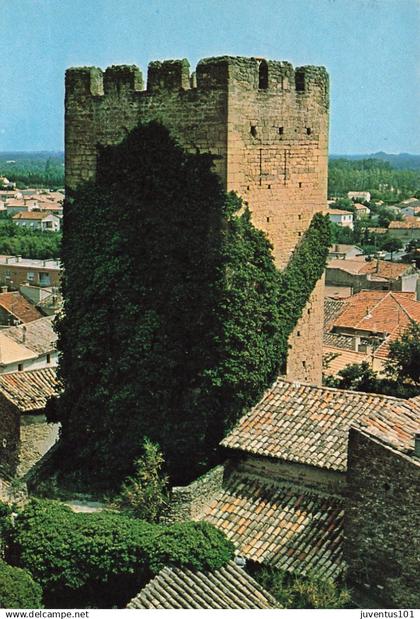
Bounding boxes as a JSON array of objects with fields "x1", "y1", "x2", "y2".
[
  {"x1": 65, "y1": 56, "x2": 329, "y2": 385},
  {"x1": 17, "y1": 414, "x2": 60, "y2": 477},
  {"x1": 162, "y1": 464, "x2": 225, "y2": 523},
  {"x1": 345, "y1": 428, "x2": 420, "y2": 608}
]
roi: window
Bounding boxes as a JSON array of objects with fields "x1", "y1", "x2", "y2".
[
  {"x1": 266, "y1": 217, "x2": 270, "y2": 223},
  {"x1": 18, "y1": 363, "x2": 23, "y2": 372},
  {"x1": 46, "y1": 353, "x2": 51, "y2": 364},
  {"x1": 278, "y1": 127, "x2": 284, "y2": 135},
  {"x1": 250, "y1": 125, "x2": 257, "y2": 138},
  {"x1": 27, "y1": 271, "x2": 35, "y2": 281},
  {"x1": 306, "y1": 127, "x2": 312, "y2": 135},
  {"x1": 258, "y1": 60, "x2": 268, "y2": 89},
  {"x1": 298, "y1": 182, "x2": 302, "y2": 188}
]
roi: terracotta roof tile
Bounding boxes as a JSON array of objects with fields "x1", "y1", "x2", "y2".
[
  {"x1": 200, "y1": 472, "x2": 344, "y2": 579},
  {"x1": 389, "y1": 218, "x2": 420, "y2": 230},
  {"x1": 3, "y1": 316, "x2": 57, "y2": 354},
  {"x1": 0, "y1": 367, "x2": 57, "y2": 412},
  {"x1": 222, "y1": 379, "x2": 420, "y2": 470},
  {"x1": 127, "y1": 561, "x2": 280, "y2": 609},
  {"x1": 324, "y1": 298, "x2": 346, "y2": 329},
  {"x1": 0, "y1": 292, "x2": 43, "y2": 323}
]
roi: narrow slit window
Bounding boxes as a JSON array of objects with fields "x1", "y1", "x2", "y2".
[
  {"x1": 306, "y1": 127, "x2": 312, "y2": 135},
  {"x1": 250, "y1": 125, "x2": 257, "y2": 138},
  {"x1": 278, "y1": 126, "x2": 284, "y2": 135},
  {"x1": 258, "y1": 61, "x2": 268, "y2": 89}
]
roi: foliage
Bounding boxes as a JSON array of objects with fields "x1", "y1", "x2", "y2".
[
  {"x1": 114, "y1": 438, "x2": 169, "y2": 522},
  {"x1": 0, "y1": 152, "x2": 64, "y2": 189},
  {"x1": 252, "y1": 566, "x2": 351, "y2": 609},
  {"x1": 52, "y1": 122, "x2": 330, "y2": 487},
  {"x1": 328, "y1": 158, "x2": 420, "y2": 202},
  {"x1": 385, "y1": 321, "x2": 420, "y2": 386},
  {"x1": 401, "y1": 239, "x2": 420, "y2": 268},
  {"x1": 0, "y1": 220, "x2": 61, "y2": 260},
  {"x1": 7, "y1": 498, "x2": 233, "y2": 608},
  {"x1": 325, "y1": 360, "x2": 420, "y2": 398},
  {"x1": 0, "y1": 560, "x2": 43, "y2": 609}
]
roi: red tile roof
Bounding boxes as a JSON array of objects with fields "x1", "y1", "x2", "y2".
[
  {"x1": 0, "y1": 292, "x2": 43, "y2": 323},
  {"x1": 0, "y1": 367, "x2": 57, "y2": 412},
  {"x1": 389, "y1": 218, "x2": 420, "y2": 230},
  {"x1": 200, "y1": 472, "x2": 344, "y2": 579},
  {"x1": 333, "y1": 291, "x2": 420, "y2": 334},
  {"x1": 221, "y1": 378, "x2": 420, "y2": 471}
]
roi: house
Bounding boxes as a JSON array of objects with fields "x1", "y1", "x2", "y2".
[
  {"x1": 327, "y1": 244, "x2": 363, "y2": 261},
  {"x1": 388, "y1": 218, "x2": 420, "y2": 242},
  {"x1": 323, "y1": 290, "x2": 420, "y2": 376},
  {"x1": 127, "y1": 562, "x2": 279, "y2": 609},
  {"x1": 0, "y1": 290, "x2": 43, "y2": 326},
  {"x1": 326, "y1": 258, "x2": 418, "y2": 294},
  {"x1": 0, "y1": 255, "x2": 61, "y2": 289},
  {"x1": 0, "y1": 367, "x2": 59, "y2": 479},
  {"x1": 327, "y1": 209, "x2": 354, "y2": 230},
  {"x1": 401, "y1": 206, "x2": 420, "y2": 218},
  {"x1": 353, "y1": 203, "x2": 370, "y2": 218},
  {"x1": 0, "y1": 316, "x2": 58, "y2": 374},
  {"x1": 12, "y1": 211, "x2": 60, "y2": 232},
  {"x1": 4, "y1": 199, "x2": 30, "y2": 216},
  {"x1": 159, "y1": 378, "x2": 420, "y2": 605},
  {"x1": 347, "y1": 191, "x2": 371, "y2": 203},
  {"x1": 345, "y1": 422, "x2": 420, "y2": 607}
]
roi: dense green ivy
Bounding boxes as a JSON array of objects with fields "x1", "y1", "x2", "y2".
[
  {"x1": 50, "y1": 122, "x2": 330, "y2": 486},
  {"x1": 0, "y1": 561, "x2": 43, "y2": 609},
  {"x1": 7, "y1": 499, "x2": 233, "y2": 608}
]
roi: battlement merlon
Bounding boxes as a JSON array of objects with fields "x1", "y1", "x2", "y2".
[{"x1": 65, "y1": 56, "x2": 329, "y2": 107}]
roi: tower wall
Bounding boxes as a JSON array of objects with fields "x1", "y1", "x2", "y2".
[{"x1": 65, "y1": 56, "x2": 329, "y2": 385}]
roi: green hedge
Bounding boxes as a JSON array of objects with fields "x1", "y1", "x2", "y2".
[
  {"x1": 7, "y1": 499, "x2": 234, "y2": 608},
  {"x1": 0, "y1": 561, "x2": 43, "y2": 609}
]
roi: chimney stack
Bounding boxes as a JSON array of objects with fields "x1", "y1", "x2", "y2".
[{"x1": 415, "y1": 432, "x2": 420, "y2": 458}]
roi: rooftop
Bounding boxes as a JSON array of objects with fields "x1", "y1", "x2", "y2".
[
  {"x1": 12, "y1": 211, "x2": 56, "y2": 221},
  {"x1": 127, "y1": 561, "x2": 279, "y2": 609},
  {"x1": 200, "y1": 472, "x2": 344, "y2": 579},
  {"x1": 0, "y1": 367, "x2": 57, "y2": 412},
  {"x1": 0, "y1": 333, "x2": 37, "y2": 365},
  {"x1": 327, "y1": 209, "x2": 353, "y2": 216},
  {"x1": 3, "y1": 316, "x2": 57, "y2": 355},
  {"x1": 389, "y1": 218, "x2": 420, "y2": 230},
  {"x1": 221, "y1": 378, "x2": 420, "y2": 471},
  {"x1": 0, "y1": 255, "x2": 61, "y2": 270},
  {"x1": 0, "y1": 291, "x2": 43, "y2": 323},
  {"x1": 327, "y1": 258, "x2": 411, "y2": 279},
  {"x1": 332, "y1": 290, "x2": 420, "y2": 334}
]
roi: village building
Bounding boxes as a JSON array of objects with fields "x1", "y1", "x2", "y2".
[
  {"x1": 326, "y1": 258, "x2": 417, "y2": 295},
  {"x1": 352, "y1": 203, "x2": 370, "y2": 218},
  {"x1": 327, "y1": 244, "x2": 363, "y2": 261},
  {"x1": 323, "y1": 290, "x2": 420, "y2": 376},
  {"x1": 12, "y1": 211, "x2": 61, "y2": 232},
  {"x1": 0, "y1": 255, "x2": 61, "y2": 289},
  {"x1": 347, "y1": 191, "x2": 371, "y2": 203},
  {"x1": 127, "y1": 562, "x2": 279, "y2": 609},
  {"x1": 163, "y1": 379, "x2": 419, "y2": 607},
  {"x1": 0, "y1": 290, "x2": 43, "y2": 326},
  {"x1": 0, "y1": 367, "x2": 59, "y2": 479},
  {"x1": 0, "y1": 316, "x2": 58, "y2": 374},
  {"x1": 327, "y1": 209, "x2": 354, "y2": 230},
  {"x1": 388, "y1": 217, "x2": 420, "y2": 242}
]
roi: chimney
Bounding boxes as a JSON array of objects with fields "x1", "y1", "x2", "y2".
[
  {"x1": 416, "y1": 278, "x2": 420, "y2": 302},
  {"x1": 16, "y1": 255, "x2": 21, "y2": 263},
  {"x1": 415, "y1": 433, "x2": 420, "y2": 458},
  {"x1": 22, "y1": 325, "x2": 27, "y2": 344},
  {"x1": 375, "y1": 258, "x2": 379, "y2": 273},
  {"x1": 0, "y1": 286, "x2": 7, "y2": 294}
]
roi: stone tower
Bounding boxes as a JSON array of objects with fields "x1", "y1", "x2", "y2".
[{"x1": 65, "y1": 56, "x2": 329, "y2": 384}]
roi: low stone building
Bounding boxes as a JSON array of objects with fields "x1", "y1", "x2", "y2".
[
  {"x1": 388, "y1": 218, "x2": 420, "y2": 242},
  {"x1": 0, "y1": 367, "x2": 59, "y2": 479},
  {"x1": 127, "y1": 561, "x2": 280, "y2": 609},
  {"x1": 326, "y1": 258, "x2": 417, "y2": 294}
]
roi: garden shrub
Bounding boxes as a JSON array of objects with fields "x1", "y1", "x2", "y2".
[
  {"x1": 0, "y1": 561, "x2": 43, "y2": 609},
  {"x1": 7, "y1": 499, "x2": 234, "y2": 608}
]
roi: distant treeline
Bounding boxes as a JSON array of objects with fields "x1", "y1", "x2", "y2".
[
  {"x1": 0, "y1": 152, "x2": 64, "y2": 189},
  {"x1": 328, "y1": 158, "x2": 420, "y2": 201}
]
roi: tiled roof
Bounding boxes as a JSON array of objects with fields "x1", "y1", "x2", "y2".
[
  {"x1": 0, "y1": 333, "x2": 37, "y2": 365},
  {"x1": 323, "y1": 332, "x2": 354, "y2": 350},
  {"x1": 327, "y1": 209, "x2": 353, "y2": 216},
  {"x1": 327, "y1": 259, "x2": 410, "y2": 279},
  {"x1": 0, "y1": 292, "x2": 43, "y2": 323},
  {"x1": 127, "y1": 561, "x2": 280, "y2": 609},
  {"x1": 333, "y1": 291, "x2": 420, "y2": 334},
  {"x1": 3, "y1": 316, "x2": 57, "y2": 354},
  {"x1": 389, "y1": 218, "x2": 420, "y2": 230},
  {"x1": 322, "y1": 347, "x2": 368, "y2": 376},
  {"x1": 0, "y1": 367, "x2": 57, "y2": 412},
  {"x1": 12, "y1": 211, "x2": 50, "y2": 221},
  {"x1": 221, "y1": 378, "x2": 420, "y2": 471},
  {"x1": 200, "y1": 472, "x2": 344, "y2": 579},
  {"x1": 324, "y1": 298, "x2": 346, "y2": 329}
]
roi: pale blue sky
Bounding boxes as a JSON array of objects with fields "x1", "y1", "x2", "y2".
[{"x1": 0, "y1": 0, "x2": 419, "y2": 153}]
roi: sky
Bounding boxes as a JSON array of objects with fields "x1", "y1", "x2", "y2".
[{"x1": 0, "y1": 0, "x2": 419, "y2": 154}]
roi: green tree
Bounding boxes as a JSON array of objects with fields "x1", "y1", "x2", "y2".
[
  {"x1": 385, "y1": 321, "x2": 420, "y2": 386},
  {"x1": 380, "y1": 238, "x2": 403, "y2": 260},
  {"x1": 335, "y1": 361, "x2": 378, "y2": 392},
  {"x1": 114, "y1": 438, "x2": 169, "y2": 522}
]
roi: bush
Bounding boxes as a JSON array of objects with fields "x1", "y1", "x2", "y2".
[
  {"x1": 252, "y1": 566, "x2": 351, "y2": 609},
  {"x1": 7, "y1": 499, "x2": 234, "y2": 608},
  {"x1": 114, "y1": 438, "x2": 169, "y2": 522},
  {"x1": 0, "y1": 561, "x2": 43, "y2": 609}
]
